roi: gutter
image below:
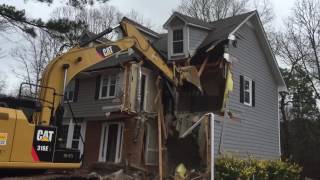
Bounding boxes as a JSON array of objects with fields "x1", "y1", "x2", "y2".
[{"x1": 228, "y1": 12, "x2": 256, "y2": 40}]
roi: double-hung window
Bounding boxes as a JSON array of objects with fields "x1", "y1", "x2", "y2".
[
  {"x1": 244, "y1": 77, "x2": 252, "y2": 106},
  {"x1": 172, "y1": 29, "x2": 184, "y2": 54},
  {"x1": 99, "y1": 75, "x2": 117, "y2": 99},
  {"x1": 64, "y1": 80, "x2": 75, "y2": 102},
  {"x1": 71, "y1": 124, "x2": 82, "y2": 149},
  {"x1": 60, "y1": 119, "x2": 86, "y2": 156},
  {"x1": 240, "y1": 75, "x2": 255, "y2": 107}
]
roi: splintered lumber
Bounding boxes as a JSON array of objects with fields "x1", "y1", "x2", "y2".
[{"x1": 198, "y1": 57, "x2": 208, "y2": 76}]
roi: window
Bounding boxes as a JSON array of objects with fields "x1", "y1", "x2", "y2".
[
  {"x1": 64, "y1": 80, "x2": 75, "y2": 102},
  {"x1": 99, "y1": 123, "x2": 124, "y2": 163},
  {"x1": 99, "y1": 75, "x2": 117, "y2": 99},
  {"x1": 71, "y1": 124, "x2": 82, "y2": 149},
  {"x1": 240, "y1": 75, "x2": 255, "y2": 107},
  {"x1": 244, "y1": 77, "x2": 252, "y2": 106},
  {"x1": 61, "y1": 119, "x2": 86, "y2": 156},
  {"x1": 172, "y1": 29, "x2": 183, "y2": 54},
  {"x1": 145, "y1": 119, "x2": 158, "y2": 165},
  {"x1": 59, "y1": 125, "x2": 69, "y2": 148}
]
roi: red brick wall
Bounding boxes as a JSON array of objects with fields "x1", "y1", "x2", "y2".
[
  {"x1": 82, "y1": 118, "x2": 158, "y2": 173},
  {"x1": 83, "y1": 120, "x2": 102, "y2": 166},
  {"x1": 122, "y1": 117, "x2": 145, "y2": 167}
]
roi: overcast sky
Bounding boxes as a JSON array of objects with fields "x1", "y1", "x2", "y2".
[{"x1": 0, "y1": 0, "x2": 295, "y2": 94}]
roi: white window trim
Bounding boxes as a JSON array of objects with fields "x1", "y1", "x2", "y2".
[
  {"x1": 243, "y1": 76, "x2": 252, "y2": 106},
  {"x1": 99, "y1": 75, "x2": 117, "y2": 99},
  {"x1": 64, "y1": 80, "x2": 75, "y2": 103},
  {"x1": 145, "y1": 121, "x2": 159, "y2": 166},
  {"x1": 172, "y1": 28, "x2": 184, "y2": 56},
  {"x1": 98, "y1": 122, "x2": 124, "y2": 163},
  {"x1": 63, "y1": 119, "x2": 86, "y2": 156}
]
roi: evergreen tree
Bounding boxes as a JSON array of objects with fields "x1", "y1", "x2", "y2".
[
  {"x1": 0, "y1": 0, "x2": 108, "y2": 41},
  {"x1": 281, "y1": 66, "x2": 320, "y2": 178}
]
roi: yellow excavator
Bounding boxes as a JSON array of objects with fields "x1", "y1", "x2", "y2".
[{"x1": 0, "y1": 18, "x2": 201, "y2": 170}]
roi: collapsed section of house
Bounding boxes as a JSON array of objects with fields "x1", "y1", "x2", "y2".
[
  {"x1": 78, "y1": 39, "x2": 233, "y2": 179},
  {"x1": 60, "y1": 10, "x2": 286, "y2": 179},
  {"x1": 61, "y1": 11, "x2": 282, "y2": 180}
]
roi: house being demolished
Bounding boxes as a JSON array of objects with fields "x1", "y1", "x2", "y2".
[{"x1": 62, "y1": 11, "x2": 286, "y2": 179}]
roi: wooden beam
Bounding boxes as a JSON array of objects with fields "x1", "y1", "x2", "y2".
[
  {"x1": 198, "y1": 57, "x2": 208, "y2": 77},
  {"x1": 159, "y1": 102, "x2": 168, "y2": 140}
]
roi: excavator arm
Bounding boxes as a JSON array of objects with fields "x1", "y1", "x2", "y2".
[{"x1": 36, "y1": 37, "x2": 137, "y2": 125}]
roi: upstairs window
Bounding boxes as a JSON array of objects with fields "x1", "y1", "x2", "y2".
[
  {"x1": 173, "y1": 29, "x2": 183, "y2": 54},
  {"x1": 99, "y1": 75, "x2": 117, "y2": 99},
  {"x1": 64, "y1": 80, "x2": 78, "y2": 102},
  {"x1": 240, "y1": 75, "x2": 255, "y2": 107}
]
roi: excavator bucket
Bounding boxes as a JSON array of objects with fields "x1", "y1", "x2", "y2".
[{"x1": 177, "y1": 66, "x2": 203, "y2": 92}]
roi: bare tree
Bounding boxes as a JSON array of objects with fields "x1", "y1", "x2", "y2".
[
  {"x1": 125, "y1": 9, "x2": 153, "y2": 28},
  {"x1": 0, "y1": 74, "x2": 6, "y2": 94},
  {"x1": 11, "y1": 30, "x2": 62, "y2": 96},
  {"x1": 176, "y1": 0, "x2": 274, "y2": 27},
  {"x1": 177, "y1": 0, "x2": 249, "y2": 22},
  {"x1": 283, "y1": 0, "x2": 320, "y2": 98},
  {"x1": 51, "y1": 5, "x2": 153, "y2": 36},
  {"x1": 0, "y1": 48, "x2": 5, "y2": 59},
  {"x1": 51, "y1": 5, "x2": 122, "y2": 35},
  {"x1": 272, "y1": 0, "x2": 320, "y2": 159}
]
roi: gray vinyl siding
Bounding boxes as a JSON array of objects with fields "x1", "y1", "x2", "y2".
[
  {"x1": 188, "y1": 26, "x2": 208, "y2": 56},
  {"x1": 214, "y1": 23, "x2": 280, "y2": 159},
  {"x1": 64, "y1": 69, "x2": 124, "y2": 118}
]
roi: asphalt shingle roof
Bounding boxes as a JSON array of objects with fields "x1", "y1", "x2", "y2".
[
  {"x1": 79, "y1": 31, "x2": 111, "y2": 44},
  {"x1": 122, "y1": 17, "x2": 160, "y2": 38},
  {"x1": 81, "y1": 11, "x2": 255, "y2": 70},
  {"x1": 173, "y1": 12, "x2": 213, "y2": 29},
  {"x1": 198, "y1": 11, "x2": 255, "y2": 50},
  {"x1": 85, "y1": 53, "x2": 137, "y2": 71}
]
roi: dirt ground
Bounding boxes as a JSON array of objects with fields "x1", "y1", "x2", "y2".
[{"x1": 0, "y1": 168, "x2": 143, "y2": 180}]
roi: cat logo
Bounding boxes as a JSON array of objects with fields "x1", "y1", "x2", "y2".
[
  {"x1": 36, "y1": 130, "x2": 54, "y2": 142},
  {"x1": 102, "y1": 46, "x2": 113, "y2": 57}
]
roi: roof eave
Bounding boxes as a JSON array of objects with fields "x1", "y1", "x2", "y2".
[
  {"x1": 253, "y1": 14, "x2": 287, "y2": 92},
  {"x1": 187, "y1": 22, "x2": 212, "y2": 30},
  {"x1": 230, "y1": 11, "x2": 287, "y2": 92},
  {"x1": 163, "y1": 12, "x2": 187, "y2": 29},
  {"x1": 122, "y1": 17, "x2": 160, "y2": 38}
]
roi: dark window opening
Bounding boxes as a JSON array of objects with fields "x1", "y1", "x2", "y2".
[
  {"x1": 106, "y1": 124, "x2": 119, "y2": 162},
  {"x1": 173, "y1": 29, "x2": 183, "y2": 54},
  {"x1": 140, "y1": 74, "x2": 146, "y2": 111}
]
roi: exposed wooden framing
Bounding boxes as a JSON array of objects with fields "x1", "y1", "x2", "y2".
[
  {"x1": 198, "y1": 57, "x2": 208, "y2": 76},
  {"x1": 159, "y1": 102, "x2": 168, "y2": 140},
  {"x1": 122, "y1": 64, "x2": 130, "y2": 111}
]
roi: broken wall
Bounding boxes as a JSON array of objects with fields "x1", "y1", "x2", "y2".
[{"x1": 178, "y1": 60, "x2": 226, "y2": 112}]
